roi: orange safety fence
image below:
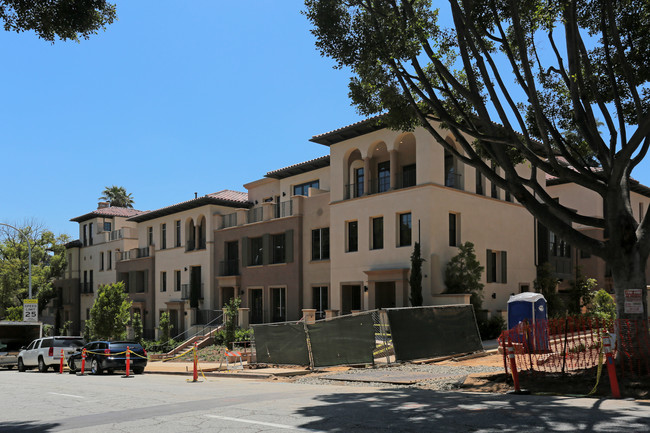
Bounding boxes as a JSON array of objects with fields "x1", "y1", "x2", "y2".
[{"x1": 498, "y1": 316, "x2": 650, "y2": 378}]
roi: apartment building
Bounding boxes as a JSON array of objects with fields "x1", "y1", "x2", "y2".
[
  {"x1": 60, "y1": 117, "x2": 636, "y2": 336},
  {"x1": 312, "y1": 119, "x2": 540, "y2": 317},
  {"x1": 545, "y1": 177, "x2": 650, "y2": 294},
  {"x1": 123, "y1": 191, "x2": 251, "y2": 337}
]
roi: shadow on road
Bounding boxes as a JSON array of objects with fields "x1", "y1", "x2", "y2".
[{"x1": 294, "y1": 388, "x2": 650, "y2": 432}]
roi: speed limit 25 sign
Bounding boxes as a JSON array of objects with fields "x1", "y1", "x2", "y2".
[{"x1": 23, "y1": 299, "x2": 38, "y2": 322}]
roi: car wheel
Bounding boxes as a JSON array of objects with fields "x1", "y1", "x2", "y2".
[
  {"x1": 17, "y1": 359, "x2": 25, "y2": 372},
  {"x1": 133, "y1": 367, "x2": 144, "y2": 375},
  {"x1": 107, "y1": 369, "x2": 114, "y2": 375},
  {"x1": 91, "y1": 358, "x2": 102, "y2": 375},
  {"x1": 38, "y1": 357, "x2": 47, "y2": 373},
  {"x1": 69, "y1": 358, "x2": 76, "y2": 374}
]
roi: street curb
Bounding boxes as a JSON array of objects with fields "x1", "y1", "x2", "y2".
[{"x1": 144, "y1": 370, "x2": 273, "y2": 379}]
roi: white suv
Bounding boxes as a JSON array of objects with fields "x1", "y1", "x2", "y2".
[{"x1": 17, "y1": 337, "x2": 84, "y2": 372}]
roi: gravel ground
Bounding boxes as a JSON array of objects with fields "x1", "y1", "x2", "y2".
[{"x1": 294, "y1": 363, "x2": 503, "y2": 390}]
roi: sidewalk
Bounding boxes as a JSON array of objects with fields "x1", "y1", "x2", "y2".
[{"x1": 144, "y1": 360, "x2": 310, "y2": 378}]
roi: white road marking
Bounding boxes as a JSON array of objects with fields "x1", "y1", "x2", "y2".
[
  {"x1": 48, "y1": 392, "x2": 84, "y2": 399},
  {"x1": 205, "y1": 414, "x2": 323, "y2": 432}
]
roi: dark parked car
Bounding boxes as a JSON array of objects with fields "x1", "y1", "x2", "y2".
[{"x1": 68, "y1": 341, "x2": 147, "y2": 375}]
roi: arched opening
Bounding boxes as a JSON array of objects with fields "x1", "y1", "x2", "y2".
[
  {"x1": 185, "y1": 218, "x2": 196, "y2": 251},
  {"x1": 345, "y1": 148, "x2": 364, "y2": 199},
  {"x1": 395, "y1": 133, "x2": 417, "y2": 188},
  {"x1": 197, "y1": 215, "x2": 207, "y2": 250},
  {"x1": 369, "y1": 141, "x2": 389, "y2": 194}
]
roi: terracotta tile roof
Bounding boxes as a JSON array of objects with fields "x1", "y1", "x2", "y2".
[
  {"x1": 265, "y1": 155, "x2": 330, "y2": 179},
  {"x1": 70, "y1": 207, "x2": 145, "y2": 223},
  {"x1": 206, "y1": 190, "x2": 249, "y2": 202},
  {"x1": 310, "y1": 115, "x2": 383, "y2": 146},
  {"x1": 127, "y1": 190, "x2": 251, "y2": 222}
]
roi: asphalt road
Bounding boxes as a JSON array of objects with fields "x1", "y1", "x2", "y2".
[{"x1": 1, "y1": 369, "x2": 649, "y2": 432}]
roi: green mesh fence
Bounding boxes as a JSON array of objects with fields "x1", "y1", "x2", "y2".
[
  {"x1": 252, "y1": 322, "x2": 310, "y2": 365},
  {"x1": 308, "y1": 313, "x2": 376, "y2": 367}
]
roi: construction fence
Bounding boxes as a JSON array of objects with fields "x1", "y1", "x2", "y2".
[
  {"x1": 251, "y1": 305, "x2": 483, "y2": 368},
  {"x1": 499, "y1": 316, "x2": 650, "y2": 378}
]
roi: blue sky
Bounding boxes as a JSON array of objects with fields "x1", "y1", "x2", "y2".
[{"x1": 1, "y1": 1, "x2": 649, "y2": 238}]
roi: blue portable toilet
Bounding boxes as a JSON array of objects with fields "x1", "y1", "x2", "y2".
[{"x1": 507, "y1": 293, "x2": 549, "y2": 352}]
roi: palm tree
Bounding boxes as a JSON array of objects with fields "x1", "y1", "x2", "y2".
[{"x1": 99, "y1": 186, "x2": 134, "y2": 208}]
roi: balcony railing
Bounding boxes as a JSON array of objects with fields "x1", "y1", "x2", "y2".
[
  {"x1": 116, "y1": 247, "x2": 150, "y2": 261},
  {"x1": 344, "y1": 182, "x2": 364, "y2": 200},
  {"x1": 181, "y1": 283, "x2": 204, "y2": 300},
  {"x1": 108, "y1": 227, "x2": 138, "y2": 242},
  {"x1": 280, "y1": 200, "x2": 293, "y2": 217},
  {"x1": 248, "y1": 207, "x2": 263, "y2": 224},
  {"x1": 185, "y1": 239, "x2": 195, "y2": 252},
  {"x1": 223, "y1": 213, "x2": 237, "y2": 228},
  {"x1": 80, "y1": 282, "x2": 93, "y2": 294},
  {"x1": 445, "y1": 173, "x2": 463, "y2": 190},
  {"x1": 219, "y1": 259, "x2": 239, "y2": 276}
]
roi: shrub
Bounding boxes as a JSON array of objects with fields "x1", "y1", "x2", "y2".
[{"x1": 478, "y1": 315, "x2": 506, "y2": 340}]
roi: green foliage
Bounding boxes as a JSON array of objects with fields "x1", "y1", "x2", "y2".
[
  {"x1": 83, "y1": 319, "x2": 94, "y2": 341},
  {"x1": 534, "y1": 262, "x2": 563, "y2": 316},
  {"x1": 99, "y1": 185, "x2": 134, "y2": 208},
  {"x1": 4, "y1": 305, "x2": 22, "y2": 321},
  {"x1": 0, "y1": 224, "x2": 69, "y2": 318},
  {"x1": 586, "y1": 289, "x2": 617, "y2": 322},
  {"x1": 444, "y1": 242, "x2": 484, "y2": 311},
  {"x1": 478, "y1": 315, "x2": 506, "y2": 340},
  {"x1": 213, "y1": 327, "x2": 252, "y2": 346},
  {"x1": 43, "y1": 324, "x2": 54, "y2": 337},
  {"x1": 0, "y1": 0, "x2": 116, "y2": 42},
  {"x1": 59, "y1": 320, "x2": 72, "y2": 336},
  {"x1": 567, "y1": 267, "x2": 598, "y2": 315},
  {"x1": 88, "y1": 282, "x2": 131, "y2": 340},
  {"x1": 131, "y1": 312, "x2": 143, "y2": 343},
  {"x1": 222, "y1": 297, "x2": 242, "y2": 348},
  {"x1": 158, "y1": 311, "x2": 173, "y2": 345},
  {"x1": 409, "y1": 242, "x2": 425, "y2": 306}
]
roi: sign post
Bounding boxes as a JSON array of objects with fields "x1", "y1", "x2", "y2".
[{"x1": 23, "y1": 299, "x2": 38, "y2": 322}]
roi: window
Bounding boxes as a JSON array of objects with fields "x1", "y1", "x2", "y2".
[
  {"x1": 250, "y1": 237, "x2": 263, "y2": 266},
  {"x1": 312, "y1": 228, "x2": 330, "y2": 260},
  {"x1": 89, "y1": 270, "x2": 94, "y2": 293},
  {"x1": 99, "y1": 252, "x2": 104, "y2": 271},
  {"x1": 402, "y1": 164, "x2": 416, "y2": 188},
  {"x1": 161, "y1": 272, "x2": 167, "y2": 292},
  {"x1": 148, "y1": 227, "x2": 153, "y2": 246},
  {"x1": 378, "y1": 161, "x2": 390, "y2": 193},
  {"x1": 371, "y1": 217, "x2": 384, "y2": 250},
  {"x1": 83, "y1": 271, "x2": 87, "y2": 293},
  {"x1": 83, "y1": 224, "x2": 88, "y2": 246},
  {"x1": 271, "y1": 233, "x2": 286, "y2": 264},
  {"x1": 398, "y1": 213, "x2": 412, "y2": 247},
  {"x1": 271, "y1": 287, "x2": 286, "y2": 322},
  {"x1": 313, "y1": 286, "x2": 328, "y2": 320},
  {"x1": 107, "y1": 251, "x2": 112, "y2": 270},
  {"x1": 160, "y1": 224, "x2": 167, "y2": 249},
  {"x1": 449, "y1": 213, "x2": 459, "y2": 247},
  {"x1": 486, "y1": 249, "x2": 507, "y2": 283},
  {"x1": 580, "y1": 249, "x2": 591, "y2": 259},
  {"x1": 293, "y1": 180, "x2": 319, "y2": 196},
  {"x1": 347, "y1": 221, "x2": 358, "y2": 252},
  {"x1": 103, "y1": 221, "x2": 112, "y2": 232},
  {"x1": 475, "y1": 170, "x2": 484, "y2": 195},
  {"x1": 444, "y1": 150, "x2": 460, "y2": 188},
  {"x1": 174, "y1": 270, "x2": 181, "y2": 291},
  {"x1": 175, "y1": 220, "x2": 181, "y2": 247},
  {"x1": 88, "y1": 223, "x2": 93, "y2": 245},
  {"x1": 550, "y1": 232, "x2": 571, "y2": 258},
  {"x1": 354, "y1": 167, "x2": 364, "y2": 197}
]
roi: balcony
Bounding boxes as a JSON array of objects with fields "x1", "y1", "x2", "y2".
[
  {"x1": 445, "y1": 173, "x2": 463, "y2": 190},
  {"x1": 248, "y1": 207, "x2": 263, "y2": 224},
  {"x1": 223, "y1": 213, "x2": 237, "y2": 228},
  {"x1": 107, "y1": 227, "x2": 138, "y2": 242},
  {"x1": 344, "y1": 182, "x2": 364, "y2": 200},
  {"x1": 80, "y1": 282, "x2": 93, "y2": 294},
  {"x1": 185, "y1": 239, "x2": 195, "y2": 252},
  {"x1": 219, "y1": 259, "x2": 239, "y2": 276},
  {"x1": 181, "y1": 283, "x2": 204, "y2": 300},
  {"x1": 116, "y1": 247, "x2": 150, "y2": 261}
]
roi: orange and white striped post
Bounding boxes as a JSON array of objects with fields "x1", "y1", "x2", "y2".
[
  {"x1": 603, "y1": 334, "x2": 621, "y2": 398},
  {"x1": 59, "y1": 349, "x2": 64, "y2": 374},
  {"x1": 125, "y1": 346, "x2": 131, "y2": 377},
  {"x1": 507, "y1": 342, "x2": 522, "y2": 393},
  {"x1": 192, "y1": 342, "x2": 198, "y2": 382},
  {"x1": 80, "y1": 348, "x2": 86, "y2": 375}
]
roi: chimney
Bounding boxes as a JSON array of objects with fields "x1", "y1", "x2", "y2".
[
  {"x1": 98, "y1": 201, "x2": 110, "y2": 209},
  {"x1": 194, "y1": 192, "x2": 198, "y2": 199}
]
